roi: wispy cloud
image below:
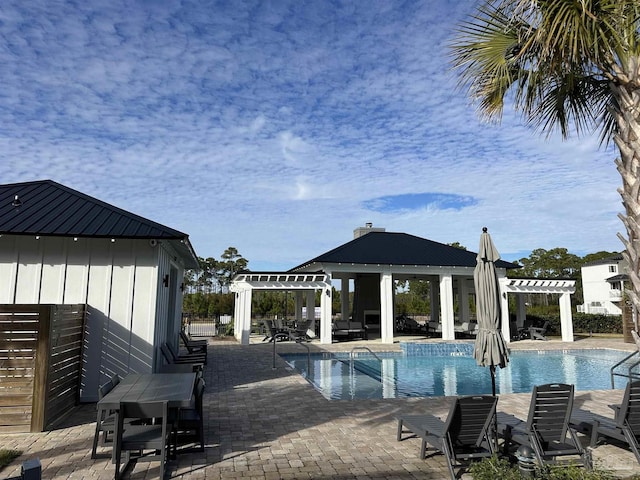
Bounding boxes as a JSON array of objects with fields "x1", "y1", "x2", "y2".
[{"x1": 0, "y1": 0, "x2": 622, "y2": 269}]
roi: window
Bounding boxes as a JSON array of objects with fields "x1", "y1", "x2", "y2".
[{"x1": 609, "y1": 265, "x2": 617, "y2": 273}]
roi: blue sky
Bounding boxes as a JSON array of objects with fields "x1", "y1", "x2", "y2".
[{"x1": 0, "y1": 0, "x2": 622, "y2": 270}]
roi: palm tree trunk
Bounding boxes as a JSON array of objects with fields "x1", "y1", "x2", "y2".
[{"x1": 611, "y1": 59, "x2": 640, "y2": 313}]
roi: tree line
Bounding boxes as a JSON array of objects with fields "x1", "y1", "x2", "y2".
[{"x1": 182, "y1": 245, "x2": 620, "y2": 319}]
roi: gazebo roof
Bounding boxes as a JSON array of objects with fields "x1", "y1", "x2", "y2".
[
  {"x1": 290, "y1": 231, "x2": 519, "y2": 271},
  {"x1": 0, "y1": 179, "x2": 198, "y2": 268}
]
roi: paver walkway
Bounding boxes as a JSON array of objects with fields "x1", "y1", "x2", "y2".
[{"x1": 3, "y1": 336, "x2": 640, "y2": 479}]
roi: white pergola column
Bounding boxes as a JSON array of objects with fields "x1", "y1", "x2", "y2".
[
  {"x1": 341, "y1": 278, "x2": 350, "y2": 322},
  {"x1": 459, "y1": 277, "x2": 470, "y2": 324},
  {"x1": 430, "y1": 279, "x2": 440, "y2": 323},
  {"x1": 560, "y1": 292, "x2": 574, "y2": 342},
  {"x1": 516, "y1": 294, "x2": 526, "y2": 329},
  {"x1": 306, "y1": 290, "x2": 315, "y2": 321},
  {"x1": 440, "y1": 273, "x2": 455, "y2": 340},
  {"x1": 233, "y1": 292, "x2": 242, "y2": 341},
  {"x1": 380, "y1": 270, "x2": 394, "y2": 344},
  {"x1": 234, "y1": 289, "x2": 252, "y2": 345},
  {"x1": 295, "y1": 291, "x2": 303, "y2": 322},
  {"x1": 306, "y1": 290, "x2": 316, "y2": 337},
  {"x1": 320, "y1": 284, "x2": 332, "y2": 344}
]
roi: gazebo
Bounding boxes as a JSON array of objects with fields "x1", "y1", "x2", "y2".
[{"x1": 231, "y1": 224, "x2": 576, "y2": 344}]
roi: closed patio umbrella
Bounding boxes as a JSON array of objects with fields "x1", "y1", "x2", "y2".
[{"x1": 473, "y1": 227, "x2": 509, "y2": 396}]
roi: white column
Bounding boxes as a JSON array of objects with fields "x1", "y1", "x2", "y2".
[
  {"x1": 430, "y1": 279, "x2": 440, "y2": 323},
  {"x1": 306, "y1": 290, "x2": 315, "y2": 322},
  {"x1": 233, "y1": 292, "x2": 242, "y2": 342},
  {"x1": 295, "y1": 291, "x2": 303, "y2": 322},
  {"x1": 341, "y1": 278, "x2": 350, "y2": 322},
  {"x1": 380, "y1": 270, "x2": 394, "y2": 344},
  {"x1": 306, "y1": 290, "x2": 316, "y2": 338},
  {"x1": 516, "y1": 294, "x2": 526, "y2": 328},
  {"x1": 459, "y1": 278, "x2": 470, "y2": 323},
  {"x1": 237, "y1": 289, "x2": 252, "y2": 345},
  {"x1": 499, "y1": 277, "x2": 510, "y2": 343},
  {"x1": 560, "y1": 292, "x2": 574, "y2": 342},
  {"x1": 320, "y1": 284, "x2": 332, "y2": 344},
  {"x1": 440, "y1": 274, "x2": 455, "y2": 340}
]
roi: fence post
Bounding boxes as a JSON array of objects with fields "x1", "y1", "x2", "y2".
[{"x1": 30, "y1": 306, "x2": 51, "y2": 432}]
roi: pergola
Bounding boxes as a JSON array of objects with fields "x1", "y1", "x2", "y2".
[
  {"x1": 230, "y1": 228, "x2": 577, "y2": 345},
  {"x1": 231, "y1": 272, "x2": 331, "y2": 344}
]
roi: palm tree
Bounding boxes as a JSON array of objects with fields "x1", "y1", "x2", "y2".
[{"x1": 450, "y1": 0, "x2": 640, "y2": 314}]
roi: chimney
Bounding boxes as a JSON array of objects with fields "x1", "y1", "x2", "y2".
[{"x1": 353, "y1": 223, "x2": 385, "y2": 239}]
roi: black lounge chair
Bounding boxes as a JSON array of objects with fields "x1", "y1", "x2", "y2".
[
  {"x1": 397, "y1": 395, "x2": 498, "y2": 480},
  {"x1": 160, "y1": 343, "x2": 204, "y2": 371},
  {"x1": 501, "y1": 383, "x2": 589, "y2": 468},
  {"x1": 180, "y1": 330, "x2": 208, "y2": 354},
  {"x1": 262, "y1": 319, "x2": 292, "y2": 342},
  {"x1": 590, "y1": 379, "x2": 640, "y2": 464}
]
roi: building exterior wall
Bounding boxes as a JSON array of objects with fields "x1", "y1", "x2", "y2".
[
  {"x1": 580, "y1": 261, "x2": 622, "y2": 315},
  {"x1": 0, "y1": 234, "x2": 186, "y2": 401}
]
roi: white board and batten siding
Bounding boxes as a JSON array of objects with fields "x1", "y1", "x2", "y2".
[{"x1": 0, "y1": 234, "x2": 186, "y2": 402}]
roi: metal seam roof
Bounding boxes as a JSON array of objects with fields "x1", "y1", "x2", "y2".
[
  {"x1": 289, "y1": 231, "x2": 519, "y2": 271},
  {"x1": 0, "y1": 180, "x2": 199, "y2": 268}
]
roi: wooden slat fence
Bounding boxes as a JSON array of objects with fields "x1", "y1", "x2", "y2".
[{"x1": 0, "y1": 304, "x2": 86, "y2": 433}]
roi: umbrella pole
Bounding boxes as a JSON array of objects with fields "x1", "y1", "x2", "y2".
[
  {"x1": 490, "y1": 365, "x2": 496, "y2": 396},
  {"x1": 490, "y1": 365, "x2": 498, "y2": 450}
]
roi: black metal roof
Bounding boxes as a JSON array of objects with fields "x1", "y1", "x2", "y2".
[
  {"x1": 0, "y1": 180, "x2": 198, "y2": 267},
  {"x1": 290, "y1": 231, "x2": 519, "y2": 271}
]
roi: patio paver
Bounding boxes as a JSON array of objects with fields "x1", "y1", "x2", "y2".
[{"x1": 2, "y1": 336, "x2": 640, "y2": 479}]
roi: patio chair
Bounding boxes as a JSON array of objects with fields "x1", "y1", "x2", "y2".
[
  {"x1": 179, "y1": 330, "x2": 208, "y2": 355},
  {"x1": 501, "y1": 383, "x2": 588, "y2": 467},
  {"x1": 160, "y1": 343, "x2": 204, "y2": 371},
  {"x1": 166, "y1": 341, "x2": 207, "y2": 365},
  {"x1": 396, "y1": 395, "x2": 498, "y2": 480},
  {"x1": 173, "y1": 377, "x2": 205, "y2": 452},
  {"x1": 114, "y1": 400, "x2": 173, "y2": 480},
  {"x1": 529, "y1": 321, "x2": 549, "y2": 341},
  {"x1": 91, "y1": 378, "x2": 118, "y2": 459},
  {"x1": 262, "y1": 319, "x2": 292, "y2": 342},
  {"x1": 590, "y1": 379, "x2": 640, "y2": 464}
]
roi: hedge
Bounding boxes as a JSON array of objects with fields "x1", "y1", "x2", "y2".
[{"x1": 523, "y1": 312, "x2": 622, "y2": 336}]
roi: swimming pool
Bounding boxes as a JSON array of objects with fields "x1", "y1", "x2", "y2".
[{"x1": 281, "y1": 344, "x2": 635, "y2": 400}]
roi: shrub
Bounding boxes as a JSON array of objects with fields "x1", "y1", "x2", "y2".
[
  {"x1": 522, "y1": 313, "x2": 622, "y2": 336},
  {"x1": 0, "y1": 449, "x2": 21, "y2": 469},
  {"x1": 468, "y1": 456, "x2": 618, "y2": 480}
]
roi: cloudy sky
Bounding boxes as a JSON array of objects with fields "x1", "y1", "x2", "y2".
[{"x1": 0, "y1": 0, "x2": 622, "y2": 270}]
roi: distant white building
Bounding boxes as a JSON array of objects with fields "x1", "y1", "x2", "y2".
[{"x1": 578, "y1": 254, "x2": 627, "y2": 315}]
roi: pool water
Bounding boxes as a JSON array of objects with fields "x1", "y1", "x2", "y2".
[{"x1": 281, "y1": 345, "x2": 635, "y2": 400}]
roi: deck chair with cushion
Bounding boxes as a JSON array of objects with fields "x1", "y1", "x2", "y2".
[
  {"x1": 501, "y1": 383, "x2": 588, "y2": 467},
  {"x1": 114, "y1": 400, "x2": 173, "y2": 480},
  {"x1": 590, "y1": 379, "x2": 640, "y2": 464},
  {"x1": 397, "y1": 395, "x2": 498, "y2": 480},
  {"x1": 179, "y1": 330, "x2": 208, "y2": 354}
]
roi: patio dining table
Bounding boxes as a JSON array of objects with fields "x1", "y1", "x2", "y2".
[
  {"x1": 95, "y1": 372, "x2": 196, "y2": 461},
  {"x1": 97, "y1": 373, "x2": 197, "y2": 411}
]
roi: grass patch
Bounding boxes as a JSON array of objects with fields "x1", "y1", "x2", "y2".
[{"x1": 0, "y1": 449, "x2": 22, "y2": 470}]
